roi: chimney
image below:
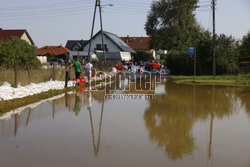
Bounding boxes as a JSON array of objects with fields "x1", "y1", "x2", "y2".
[{"x1": 126, "y1": 35, "x2": 129, "y2": 44}]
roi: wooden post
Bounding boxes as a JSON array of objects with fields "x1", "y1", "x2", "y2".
[
  {"x1": 14, "y1": 59, "x2": 18, "y2": 88},
  {"x1": 194, "y1": 47, "x2": 196, "y2": 82},
  {"x1": 52, "y1": 64, "x2": 55, "y2": 81},
  {"x1": 26, "y1": 64, "x2": 32, "y2": 83},
  {"x1": 65, "y1": 70, "x2": 69, "y2": 88}
]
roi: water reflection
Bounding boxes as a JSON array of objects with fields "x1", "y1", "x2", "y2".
[
  {"x1": 144, "y1": 82, "x2": 250, "y2": 160},
  {"x1": 0, "y1": 89, "x2": 106, "y2": 157},
  {"x1": 0, "y1": 80, "x2": 250, "y2": 165},
  {"x1": 74, "y1": 93, "x2": 82, "y2": 116}
]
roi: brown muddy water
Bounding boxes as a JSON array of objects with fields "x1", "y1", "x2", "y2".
[{"x1": 0, "y1": 79, "x2": 250, "y2": 167}]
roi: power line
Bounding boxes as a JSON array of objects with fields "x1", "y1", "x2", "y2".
[
  {"x1": 0, "y1": 7, "x2": 94, "y2": 18},
  {"x1": 0, "y1": 0, "x2": 93, "y2": 10},
  {"x1": 207, "y1": 8, "x2": 212, "y2": 29}
]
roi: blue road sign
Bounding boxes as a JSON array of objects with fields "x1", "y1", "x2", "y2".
[{"x1": 188, "y1": 47, "x2": 195, "y2": 55}]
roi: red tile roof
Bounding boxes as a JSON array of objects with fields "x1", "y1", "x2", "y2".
[
  {"x1": 120, "y1": 36, "x2": 151, "y2": 50},
  {"x1": 0, "y1": 29, "x2": 35, "y2": 45},
  {"x1": 37, "y1": 46, "x2": 71, "y2": 56}
]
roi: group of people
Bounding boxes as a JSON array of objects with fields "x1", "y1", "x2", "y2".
[
  {"x1": 68, "y1": 57, "x2": 93, "y2": 85},
  {"x1": 122, "y1": 60, "x2": 165, "y2": 72}
]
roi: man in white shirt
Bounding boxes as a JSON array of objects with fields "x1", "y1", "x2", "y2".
[{"x1": 85, "y1": 60, "x2": 93, "y2": 83}]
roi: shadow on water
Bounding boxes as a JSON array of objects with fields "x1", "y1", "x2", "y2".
[{"x1": 144, "y1": 82, "x2": 250, "y2": 160}]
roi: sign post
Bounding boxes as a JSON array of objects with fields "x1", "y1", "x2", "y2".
[{"x1": 188, "y1": 47, "x2": 196, "y2": 82}]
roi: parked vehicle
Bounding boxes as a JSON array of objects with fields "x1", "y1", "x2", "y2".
[{"x1": 48, "y1": 58, "x2": 64, "y2": 66}]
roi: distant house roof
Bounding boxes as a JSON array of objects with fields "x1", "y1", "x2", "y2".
[
  {"x1": 37, "y1": 46, "x2": 71, "y2": 56},
  {"x1": 239, "y1": 56, "x2": 250, "y2": 66},
  {"x1": 120, "y1": 36, "x2": 151, "y2": 50},
  {"x1": 0, "y1": 29, "x2": 35, "y2": 45},
  {"x1": 83, "y1": 30, "x2": 136, "y2": 53},
  {"x1": 65, "y1": 40, "x2": 88, "y2": 51}
]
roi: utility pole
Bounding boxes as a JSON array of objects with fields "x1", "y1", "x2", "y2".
[
  {"x1": 88, "y1": 0, "x2": 106, "y2": 63},
  {"x1": 212, "y1": 0, "x2": 216, "y2": 77},
  {"x1": 88, "y1": 0, "x2": 98, "y2": 61},
  {"x1": 98, "y1": 0, "x2": 106, "y2": 63}
]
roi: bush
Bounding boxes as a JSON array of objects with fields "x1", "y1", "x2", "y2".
[
  {"x1": 165, "y1": 46, "x2": 194, "y2": 75},
  {"x1": 165, "y1": 31, "x2": 239, "y2": 75},
  {"x1": 132, "y1": 50, "x2": 154, "y2": 63}
]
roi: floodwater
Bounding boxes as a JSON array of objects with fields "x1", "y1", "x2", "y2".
[{"x1": 0, "y1": 79, "x2": 250, "y2": 167}]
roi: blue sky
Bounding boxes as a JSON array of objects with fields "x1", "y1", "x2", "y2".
[{"x1": 0, "y1": 0, "x2": 249, "y2": 47}]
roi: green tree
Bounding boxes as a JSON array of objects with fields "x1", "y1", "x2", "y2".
[
  {"x1": 145, "y1": 0, "x2": 200, "y2": 50},
  {"x1": 0, "y1": 37, "x2": 40, "y2": 68},
  {"x1": 239, "y1": 32, "x2": 250, "y2": 58},
  {"x1": 195, "y1": 30, "x2": 213, "y2": 75},
  {"x1": 165, "y1": 31, "x2": 239, "y2": 75},
  {"x1": 0, "y1": 37, "x2": 40, "y2": 87},
  {"x1": 215, "y1": 34, "x2": 239, "y2": 74}
]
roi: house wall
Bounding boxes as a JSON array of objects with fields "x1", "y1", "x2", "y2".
[
  {"x1": 120, "y1": 52, "x2": 132, "y2": 61},
  {"x1": 37, "y1": 56, "x2": 47, "y2": 64},
  {"x1": 83, "y1": 33, "x2": 121, "y2": 53},
  {"x1": 21, "y1": 32, "x2": 32, "y2": 45},
  {"x1": 157, "y1": 49, "x2": 168, "y2": 55},
  {"x1": 69, "y1": 51, "x2": 97, "y2": 60}
]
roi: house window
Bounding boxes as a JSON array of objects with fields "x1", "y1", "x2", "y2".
[
  {"x1": 96, "y1": 44, "x2": 108, "y2": 52},
  {"x1": 96, "y1": 44, "x2": 102, "y2": 50},
  {"x1": 73, "y1": 46, "x2": 79, "y2": 51}
]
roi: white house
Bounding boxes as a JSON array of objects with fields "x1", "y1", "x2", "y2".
[{"x1": 66, "y1": 31, "x2": 135, "y2": 61}]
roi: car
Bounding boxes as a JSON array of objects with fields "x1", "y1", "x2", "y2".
[{"x1": 48, "y1": 58, "x2": 64, "y2": 66}]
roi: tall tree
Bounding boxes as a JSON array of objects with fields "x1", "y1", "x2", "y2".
[
  {"x1": 239, "y1": 32, "x2": 250, "y2": 58},
  {"x1": 0, "y1": 37, "x2": 40, "y2": 87},
  {"x1": 145, "y1": 0, "x2": 200, "y2": 50}
]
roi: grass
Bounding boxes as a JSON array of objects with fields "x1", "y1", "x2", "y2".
[
  {"x1": 171, "y1": 74, "x2": 250, "y2": 86},
  {"x1": 0, "y1": 68, "x2": 76, "y2": 86},
  {"x1": 0, "y1": 63, "x2": 114, "y2": 87},
  {"x1": 0, "y1": 76, "x2": 116, "y2": 115}
]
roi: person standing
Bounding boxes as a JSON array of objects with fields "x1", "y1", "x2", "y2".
[
  {"x1": 85, "y1": 60, "x2": 93, "y2": 83},
  {"x1": 68, "y1": 57, "x2": 82, "y2": 86}
]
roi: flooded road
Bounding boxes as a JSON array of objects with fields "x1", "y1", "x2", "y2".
[{"x1": 0, "y1": 80, "x2": 250, "y2": 167}]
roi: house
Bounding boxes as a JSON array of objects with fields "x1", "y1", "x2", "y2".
[
  {"x1": 65, "y1": 40, "x2": 96, "y2": 60},
  {"x1": 120, "y1": 35, "x2": 168, "y2": 60},
  {"x1": 37, "y1": 46, "x2": 71, "y2": 61},
  {"x1": 120, "y1": 36, "x2": 151, "y2": 51},
  {"x1": 65, "y1": 40, "x2": 88, "y2": 51},
  {"x1": 67, "y1": 30, "x2": 135, "y2": 61},
  {"x1": 0, "y1": 28, "x2": 35, "y2": 45},
  {"x1": 239, "y1": 56, "x2": 250, "y2": 73},
  {"x1": 0, "y1": 28, "x2": 48, "y2": 63}
]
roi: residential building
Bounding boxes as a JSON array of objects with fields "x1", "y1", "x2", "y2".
[
  {"x1": 37, "y1": 46, "x2": 71, "y2": 61},
  {"x1": 0, "y1": 28, "x2": 35, "y2": 45},
  {"x1": 67, "y1": 30, "x2": 135, "y2": 61},
  {"x1": 65, "y1": 40, "x2": 88, "y2": 51},
  {"x1": 120, "y1": 35, "x2": 168, "y2": 60},
  {"x1": 239, "y1": 56, "x2": 250, "y2": 73},
  {"x1": 0, "y1": 28, "x2": 47, "y2": 63}
]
